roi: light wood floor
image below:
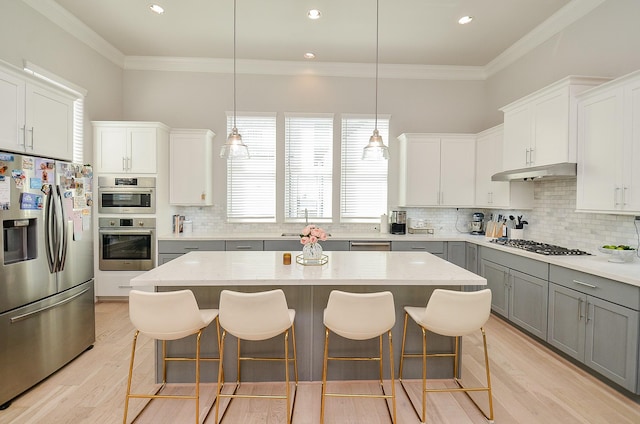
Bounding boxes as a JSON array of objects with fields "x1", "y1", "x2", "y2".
[{"x1": 1, "y1": 301, "x2": 639, "y2": 423}]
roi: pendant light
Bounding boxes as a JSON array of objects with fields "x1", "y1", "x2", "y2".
[
  {"x1": 220, "y1": 0, "x2": 249, "y2": 159},
  {"x1": 362, "y1": 0, "x2": 389, "y2": 160}
]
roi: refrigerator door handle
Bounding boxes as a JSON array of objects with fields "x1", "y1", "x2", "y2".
[
  {"x1": 57, "y1": 185, "x2": 69, "y2": 272},
  {"x1": 44, "y1": 187, "x2": 56, "y2": 273}
]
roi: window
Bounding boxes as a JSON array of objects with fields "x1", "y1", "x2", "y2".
[
  {"x1": 340, "y1": 116, "x2": 389, "y2": 222},
  {"x1": 226, "y1": 113, "x2": 277, "y2": 222},
  {"x1": 284, "y1": 114, "x2": 333, "y2": 222}
]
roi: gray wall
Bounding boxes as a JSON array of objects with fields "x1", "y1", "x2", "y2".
[
  {"x1": 484, "y1": 0, "x2": 640, "y2": 128},
  {"x1": 0, "y1": 0, "x2": 124, "y2": 162}
]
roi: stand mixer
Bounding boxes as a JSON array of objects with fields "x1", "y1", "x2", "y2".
[{"x1": 470, "y1": 212, "x2": 485, "y2": 235}]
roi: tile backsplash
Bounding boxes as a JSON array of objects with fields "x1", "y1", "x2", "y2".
[{"x1": 174, "y1": 178, "x2": 640, "y2": 254}]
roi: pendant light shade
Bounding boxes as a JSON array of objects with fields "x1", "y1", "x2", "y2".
[
  {"x1": 363, "y1": 0, "x2": 389, "y2": 160},
  {"x1": 220, "y1": 0, "x2": 249, "y2": 160},
  {"x1": 363, "y1": 129, "x2": 389, "y2": 160}
]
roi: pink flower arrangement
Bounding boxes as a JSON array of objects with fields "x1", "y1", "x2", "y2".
[{"x1": 300, "y1": 225, "x2": 328, "y2": 245}]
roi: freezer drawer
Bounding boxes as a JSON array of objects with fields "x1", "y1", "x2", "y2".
[{"x1": 0, "y1": 280, "x2": 95, "y2": 407}]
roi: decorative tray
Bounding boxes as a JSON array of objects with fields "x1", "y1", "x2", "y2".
[{"x1": 296, "y1": 254, "x2": 329, "y2": 266}]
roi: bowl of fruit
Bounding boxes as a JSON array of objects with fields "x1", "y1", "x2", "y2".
[{"x1": 598, "y1": 245, "x2": 637, "y2": 263}]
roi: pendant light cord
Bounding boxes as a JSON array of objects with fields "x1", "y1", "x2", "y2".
[
  {"x1": 374, "y1": 0, "x2": 379, "y2": 132},
  {"x1": 233, "y1": 0, "x2": 237, "y2": 130}
]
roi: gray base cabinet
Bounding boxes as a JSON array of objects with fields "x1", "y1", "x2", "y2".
[
  {"x1": 548, "y1": 265, "x2": 640, "y2": 393},
  {"x1": 391, "y1": 241, "x2": 446, "y2": 259},
  {"x1": 447, "y1": 241, "x2": 466, "y2": 268},
  {"x1": 479, "y1": 247, "x2": 549, "y2": 339},
  {"x1": 158, "y1": 240, "x2": 225, "y2": 264}
]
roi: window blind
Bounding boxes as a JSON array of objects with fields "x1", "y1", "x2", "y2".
[
  {"x1": 226, "y1": 113, "x2": 277, "y2": 222},
  {"x1": 284, "y1": 114, "x2": 333, "y2": 222},
  {"x1": 73, "y1": 97, "x2": 84, "y2": 164},
  {"x1": 340, "y1": 116, "x2": 389, "y2": 222}
]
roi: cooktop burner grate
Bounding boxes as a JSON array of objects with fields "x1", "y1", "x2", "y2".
[{"x1": 489, "y1": 238, "x2": 591, "y2": 256}]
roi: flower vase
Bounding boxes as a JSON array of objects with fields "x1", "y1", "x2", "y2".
[{"x1": 302, "y1": 242, "x2": 323, "y2": 263}]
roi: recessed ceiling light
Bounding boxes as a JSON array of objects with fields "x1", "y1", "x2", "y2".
[
  {"x1": 304, "y1": 52, "x2": 316, "y2": 59},
  {"x1": 307, "y1": 9, "x2": 322, "y2": 20},
  {"x1": 458, "y1": 15, "x2": 473, "y2": 25},
  {"x1": 149, "y1": 4, "x2": 164, "y2": 15}
]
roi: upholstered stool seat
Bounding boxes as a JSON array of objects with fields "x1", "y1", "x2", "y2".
[
  {"x1": 321, "y1": 290, "x2": 397, "y2": 424},
  {"x1": 124, "y1": 289, "x2": 220, "y2": 424},
  {"x1": 399, "y1": 288, "x2": 494, "y2": 423},
  {"x1": 214, "y1": 289, "x2": 298, "y2": 424}
]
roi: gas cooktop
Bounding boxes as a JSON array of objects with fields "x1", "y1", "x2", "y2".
[{"x1": 489, "y1": 238, "x2": 591, "y2": 256}]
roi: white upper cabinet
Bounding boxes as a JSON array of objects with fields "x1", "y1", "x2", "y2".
[
  {"x1": 25, "y1": 84, "x2": 74, "y2": 161},
  {"x1": 0, "y1": 66, "x2": 74, "y2": 161},
  {"x1": 0, "y1": 70, "x2": 26, "y2": 152},
  {"x1": 398, "y1": 133, "x2": 475, "y2": 207},
  {"x1": 169, "y1": 129, "x2": 215, "y2": 205},
  {"x1": 577, "y1": 70, "x2": 640, "y2": 213},
  {"x1": 475, "y1": 125, "x2": 533, "y2": 209},
  {"x1": 93, "y1": 122, "x2": 169, "y2": 174},
  {"x1": 501, "y1": 76, "x2": 610, "y2": 171}
]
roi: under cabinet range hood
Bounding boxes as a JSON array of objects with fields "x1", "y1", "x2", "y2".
[{"x1": 491, "y1": 162, "x2": 577, "y2": 181}]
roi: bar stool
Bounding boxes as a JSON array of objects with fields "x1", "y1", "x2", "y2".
[
  {"x1": 398, "y1": 288, "x2": 494, "y2": 423},
  {"x1": 214, "y1": 289, "x2": 298, "y2": 424},
  {"x1": 321, "y1": 290, "x2": 397, "y2": 424},
  {"x1": 124, "y1": 289, "x2": 220, "y2": 424}
]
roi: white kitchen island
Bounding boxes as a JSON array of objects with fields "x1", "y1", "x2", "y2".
[{"x1": 131, "y1": 250, "x2": 486, "y2": 383}]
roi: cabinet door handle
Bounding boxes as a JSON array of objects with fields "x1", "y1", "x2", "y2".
[
  {"x1": 525, "y1": 148, "x2": 530, "y2": 165},
  {"x1": 573, "y1": 279, "x2": 597, "y2": 289},
  {"x1": 122, "y1": 157, "x2": 127, "y2": 171},
  {"x1": 577, "y1": 297, "x2": 584, "y2": 321},
  {"x1": 585, "y1": 301, "x2": 591, "y2": 323},
  {"x1": 623, "y1": 186, "x2": 628, "y2": 206},
  {"x1": 28, "y1": 126, "x2": 34, "y2": 148},
  {"x1": 614, "y1": 187, "x2": 621, "y2": 207},
  {"x1": 529, "y1": 147, "x2": 535, "y2": 165},
  {"x1": 19, "y1": 125, "x2": 26, "y2": 146}
]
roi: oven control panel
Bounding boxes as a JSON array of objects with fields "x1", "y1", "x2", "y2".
[{"x1": 98, "y1": 217, "x2": 156, "y2": 229}]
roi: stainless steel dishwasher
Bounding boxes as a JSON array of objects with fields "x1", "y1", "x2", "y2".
[{"x1": 349, "y1": 241, "x2": 391, "y2": 251}]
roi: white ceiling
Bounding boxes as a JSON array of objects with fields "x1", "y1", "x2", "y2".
[{"x1": 27, "y1": 0, "x2": 606, "y2": 75}]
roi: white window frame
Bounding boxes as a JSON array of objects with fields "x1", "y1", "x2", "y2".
[
  {"x1": 340, "y1": 114, "x2": 390, "y2": 223},
  {"x1": 225, "y1": 112, "x2": 277, "y2": 222},
  {"x1": 284, "y1": 113, "x2": 334, "y2": 223}
]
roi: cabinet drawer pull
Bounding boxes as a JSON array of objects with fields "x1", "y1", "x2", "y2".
[
  {"x1": 234, "y1": 246, "x2": 253, "y2": 250},
  {"x1": 118, "y1": 285, "x2": 133, "y2": 289},
  {"x1": 411, "y1": 246, "x2": 426, "y2": 250},
  {"x1": 183, "y1": 247, "x2": 200, "y2": 251},
  {"x1": 573, "y1": 279, "x2": 597, "y2": 289}
]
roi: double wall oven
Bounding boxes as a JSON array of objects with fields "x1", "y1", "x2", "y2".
[{"x1": 98, "y1": 217, "x2": 156, "y2": 271}]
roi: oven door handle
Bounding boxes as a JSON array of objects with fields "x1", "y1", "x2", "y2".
[
  {"x1": 99, "y1": 229, "x2": 155, "y2": 236},
  {"x1": 99, "y1": 188, "x2": 155, "y2": 195}
]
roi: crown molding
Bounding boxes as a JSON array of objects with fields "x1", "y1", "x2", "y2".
[
  {"x1": 23, "y1": 0, "x2": 605, "y2": 81},
  {"x1": 124, "y1": 56, "x2": 486, "y2": 80},
  {"x1": 21, "y1": 0, "x2": 125, "y2": 67},
  {"x1": 484, "y1": 0, "x2": 607, "y2": 77}
]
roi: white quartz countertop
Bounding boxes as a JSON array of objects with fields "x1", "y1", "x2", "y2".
[
  {"x1": 131, "y1": 250, "x2": 487, "y2": 287},
  {"x1": 158, "y1": 232, "x2": 640, "y2": 288}
]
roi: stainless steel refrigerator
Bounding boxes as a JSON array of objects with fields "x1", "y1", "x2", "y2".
[{"x1": 0, "y1": 152, "x2": 95, "y2": 409}]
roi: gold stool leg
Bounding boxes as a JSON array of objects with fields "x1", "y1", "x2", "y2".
[
  {"x1": 422, "y1": 327, "x2": 427, "y2": 423},
  {"x1": 291, "y1": 323, "x2": 299, "y2": 385},
  {"x1": 214, "y1": 330, "x2": 226, "y2": 424},
  {"x1": 388, "y1": 330, "x2": 397, "y2": 424},
  {"x1": 320, "y1": 328, "x2": 329, "y2": 424},
  {"x1": 123, "y1": 330, "x2": 139, "y2": 424},
  {"x1": 482, "y1": 328, "x2": 494, "y2": 421},
  {"x1": 284, "y1": 330, "x2": 291, "y2": 424},
  {"x1": 399, "y1": 312, "x2": 409, "y2": 380},
  {"x1": 195, "y1": 330, "x2": 202, "y2": 424},
  {"x1": 379, "y1": 334, "x2": 384, "y2": 385}
]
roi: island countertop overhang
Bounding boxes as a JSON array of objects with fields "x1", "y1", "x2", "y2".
[{"x1": 131, "y1": 250, "x2": 487, "y2": 287}]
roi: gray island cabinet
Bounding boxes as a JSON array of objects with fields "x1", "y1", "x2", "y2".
[{"x1": 547, "y1": 265, "x2": 639, "y2": 392}]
